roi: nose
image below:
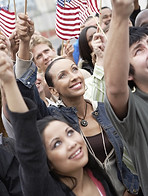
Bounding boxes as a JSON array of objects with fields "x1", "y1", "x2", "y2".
[
  {"x1": 42, "y1": 53, "x2": 49, "y2": 60},
  {"x1": 69, "y1": 72, "x2": 78, "y2": 82},
  {"x1": 67, "y1": 139, "x2": 77, "y2": 150}
]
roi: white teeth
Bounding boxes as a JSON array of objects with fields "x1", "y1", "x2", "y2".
[
  {"x1": 70, "y1": 149, "x2": 81, "y2": 159},
  {"x1": 72, "y1": 83, "x2": 80, "y2": 89}
]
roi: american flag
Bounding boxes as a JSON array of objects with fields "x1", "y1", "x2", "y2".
[
  {"x1": 56, "y1": 0, "x2": 101, "y2": 40},
  {"x1": 87, "y1": 0, "x2": 101, "y2": 15},
  {"x1": 56, "y1": 0, "x2": 84, "y2": 40},
  {"x1": 0, "y1": 8, "x2": 16, "y2": 38}
]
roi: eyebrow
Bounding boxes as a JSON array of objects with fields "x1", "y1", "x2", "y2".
[
  {"x1": 50, "y1": 127, "x2": 70, "y2": 147},
  {"x1": 132, "y1": 43, "x2": 143, "y2": 53},
  {"x1": 36, "y1": 49, "x2": 50, "y2": 59},
  {"x1": 57, "y1": 63, "x2": 76, "y2": 77}
]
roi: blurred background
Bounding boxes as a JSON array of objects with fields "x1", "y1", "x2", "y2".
[{"x1": 0, "y1": 0, "x2": 148, "y2": 50}]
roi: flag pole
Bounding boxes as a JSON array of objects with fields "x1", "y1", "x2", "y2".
[
  {"x1": 13, "y1": 0, "x2": 17, "y2": 19},
  {"x1": 88, "y1": 7, "x2": 107, "y2": 40},
  {"x1": 8, "y1": 0, "x2": 10, "y2": 11},
  {"x1": 24, "y1": 0, "x2": 27, "y2": 14},
  {"x1": 99, "y1": 0, "x2": 102, "y2": 26},
  {"x1": 61, "y1": 0, "x2": 66, "y2": 55}
]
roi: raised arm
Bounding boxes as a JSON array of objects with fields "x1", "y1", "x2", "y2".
[
  {"x1": 0, "y1": 51, "x2": 28, "y2": 113},
  {"x1": 15, "y1": 13, "x2": 34, "y2": 78},
  {"x1": 104, "y1": 0, "x2": 134, "y2": 119},
  {"x1": 16, "y1": 13, "x2": 34, "y2": 60}
]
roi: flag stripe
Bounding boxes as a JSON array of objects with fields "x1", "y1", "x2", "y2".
[
  {"x1": 56, "y1": 3, "x2": 81, "y2": 40},
  {"x1": 56, "y1": 0, "x2": 100, "y2": 40},
  {"x1": 0, "y1": 8, "x2": 16, "y2": 37}
]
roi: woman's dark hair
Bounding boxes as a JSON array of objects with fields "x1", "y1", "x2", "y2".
[
  {"x1": 37, "y1": 115, "x2": 80, "y2": 191},
  {"x1": 79, "y1": 25, "x2": 97, "y2": 62},
  {"x1": 45, "y1": 56, "x2": 66, "y2": 87},
  {"x1": 37, "y1": 115, "x2": 117, "y2": 195},
  {"x1": 128, "y1": 26, "x2": 148, "y2": 89},
  {"x1": 79, "y1": 26, "x2": 97, "y2": 74}
]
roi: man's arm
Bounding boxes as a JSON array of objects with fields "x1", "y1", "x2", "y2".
[{"x1": 104, "y1": 0, "x2": 134, "y2": 119}]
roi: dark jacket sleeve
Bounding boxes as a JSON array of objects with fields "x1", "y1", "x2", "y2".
[
  {"x1": 17, "y1": 80, "x2": 49, "y2": 119},
  {"x1": 0, "y1": 148, "x2": 22, "y2": 196},
  {"x1": 8, "y1": 98, "x2": 66, "y2": 196}
]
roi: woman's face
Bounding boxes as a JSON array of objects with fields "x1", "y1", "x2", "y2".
[
  {"x1": 43, "y1": 120, "x2": 88, "y2": 175},
  {"x1": 86, "y1": 27, "x2": 97, "y2": 51},
  {"x1": 49, "y1": 58, "x2": 85, "y2": 101}
]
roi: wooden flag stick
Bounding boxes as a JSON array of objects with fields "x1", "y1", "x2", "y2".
[
  {"x1": 24, "y1": 0, "x2": 27, "y2": 14},
  {"x1": 8, "y1": 0, "x2": 10, "y2": 11},
  {"x1": 88, "y1": 7, "x2": 107, "y2": 40},
  {"x1": 99, "y1": 0, "x2": 102, "y2": 25},
  {"x1": 13, "y1": 0, "x2": 17, "y2": 19},
  {"x1": 61, "y1": 0, "x2": 66, "y2": 55}
]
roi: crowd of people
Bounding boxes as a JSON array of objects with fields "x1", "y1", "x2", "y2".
[{"x1": 0, "y1": 0, "x2": 148, "y2": 195}]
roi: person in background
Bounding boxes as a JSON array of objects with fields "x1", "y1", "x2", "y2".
[
  {"x1": 130, "y1": 0, "x2": 141, "y2": 26},
  {"x1": 79, "y1": 25, "x2": 97, "y2": 75},
  {"x1": 135, "y1": 9, "x2": 148, "y2": 27},
  {"x1": 73, "y1": 14, "x2": 100, "y2": 65},
  {"x1": 100, "y1": 7, "x2": 112, "y2": 28}
]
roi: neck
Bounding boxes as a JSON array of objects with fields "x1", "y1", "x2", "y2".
[
  {"x1": 73, "y1": 170, "x2": 90, "y2": 195},
  {"x1": 60, "y1": 168, "x2": 86, "y2": 192},
  {"x1": 136, "y1": 83, "x2": 148, "y2": 94},
  {"x1": 62, "y1": 96, "x2": 86, "y2": 114}
]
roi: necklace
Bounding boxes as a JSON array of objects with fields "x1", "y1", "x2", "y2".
[
  {"x1": 80, "y1": 127, "x2": 109, "y2": 168},
  {"x1": 77, "y1": 101, "x2": 88, "y2": 127}
]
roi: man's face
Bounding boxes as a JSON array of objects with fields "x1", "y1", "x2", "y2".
[
  {"x1": 32, "y1": 43, "x2": 56, "y2": 72},
  {"x1": 129, "y1": 36, "x2": 148, "y2": 89},
  {"x1": 101, "y1": 8, "x2": 112, "y2": 26}
]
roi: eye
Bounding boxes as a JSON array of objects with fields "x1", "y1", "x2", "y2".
[
  {"x1": 59, "y1": 73, "x2": 66, "y2": 79},
  {"x1": 44, "y1": 49, "x2": 50, "y2": 53},
  {"x1": 53, "y1": 140, "x2": 62, "y2": 149},
  {"x1": 36, "y1": 54, "x2": 42, "y2": 60},
  {"x1": 135, "y1": 48, "x2": 143, "y2": 56},
  {"x1": 72, "y1": 66, "x2": 78, "y2": 72},
  {"x1": 67, "y1": 129, "x2": 74, "y2": 137}
]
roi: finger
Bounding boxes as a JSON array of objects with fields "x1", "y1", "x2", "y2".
[
  {"x1": 96, "y1": 26, "x2": 100, "y2": 33},
  {"x1": 17, "y1": 13, "x2": 28, "y2": 21}
]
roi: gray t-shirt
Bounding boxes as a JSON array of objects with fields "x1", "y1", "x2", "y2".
[{"x1": 104, "y1": 88, "x2": 148, "y2": 196}]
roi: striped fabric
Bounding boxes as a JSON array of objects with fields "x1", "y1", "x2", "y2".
[
  {"x1": 56, "y1": 0, "x2": 100, "y2": 40},
  {"x1": 0, "y1": 8, "x2": 16, "y2": 38}
]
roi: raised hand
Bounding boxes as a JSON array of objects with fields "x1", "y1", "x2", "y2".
[
  {"x1": 0, "y1": 51, "x2": 14, "y2": 85},
  {"x1": 92, "y1": 32, "x2": 106, "y2": 59},
  {"x1": 0, "y1": 33, "x2": 11, "y2": 55},
  {"x1": 16, "y1": 13, "x2": 34, "y2": 43},
  {"x1": 9, "y1": 30, "x2": 20, "y2": 61},
  {"x1": 63, "y1": 40, "x2": 74, "y2": 57},
  {"x1": 111, "y1": 0, "x2": 134, "y2": 18}
]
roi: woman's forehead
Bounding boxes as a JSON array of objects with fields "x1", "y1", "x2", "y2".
[{"x1": 51, "y1": 58, "x2": 75, "y2": 72}]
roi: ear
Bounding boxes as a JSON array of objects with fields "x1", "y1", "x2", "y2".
[
  {"x1": 48, "y1": 87, "x2": 59, "y2": 98},
  {"x1": 128, "y1": 74, "x2": 134, "y2": 81}
]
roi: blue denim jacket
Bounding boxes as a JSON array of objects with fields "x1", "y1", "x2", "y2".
[{"x1": 16, "y1": 62, "x2": 139, "y2": 194}]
